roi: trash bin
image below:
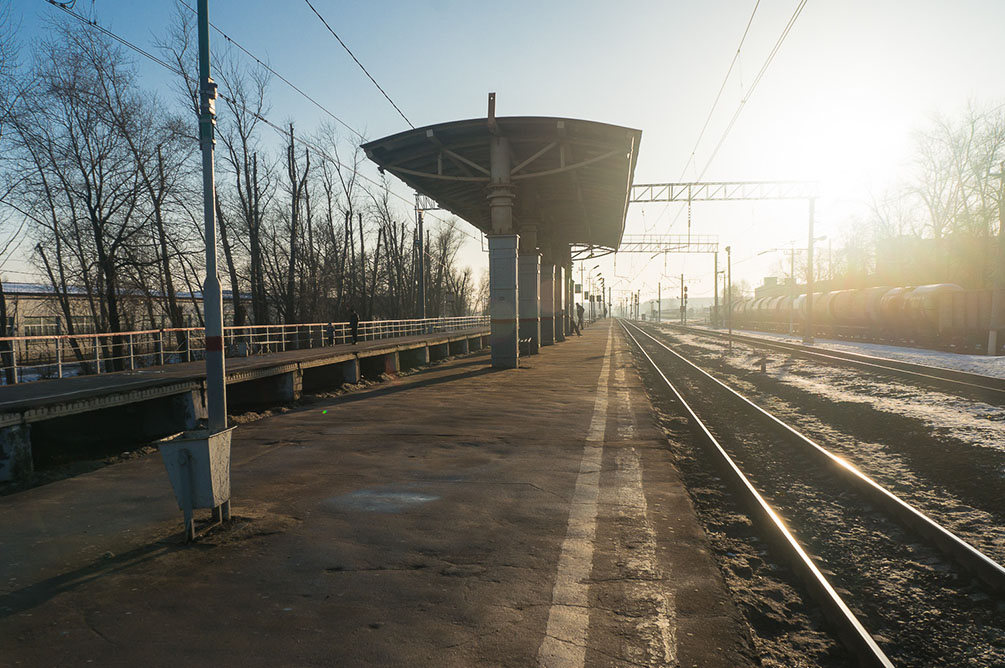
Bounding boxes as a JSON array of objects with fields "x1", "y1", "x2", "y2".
[{"x1": 159, "y1": 428, "x2": 234, "y2": 540}]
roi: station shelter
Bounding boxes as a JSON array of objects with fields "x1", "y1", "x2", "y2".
[{"x1": 363, "y1": 108, "x2": 641, "y2": 368}]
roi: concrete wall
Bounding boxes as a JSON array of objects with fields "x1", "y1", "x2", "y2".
[{"x1": 22, "y1": 390, "x2": 206, "y2": 474}]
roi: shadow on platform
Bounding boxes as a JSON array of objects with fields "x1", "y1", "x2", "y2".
[{"x1": 0, "y1": 539, "x2": 182, "y2": 618}]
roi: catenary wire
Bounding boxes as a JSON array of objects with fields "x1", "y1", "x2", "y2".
[
  {"x1": 696, "y1": 0, "x2": 809, "y2": 180},
  {"x1": 644, "y1": 0, "x2": 761, "y2": 235},
  {"x1": 678, "y1": 0, "x2": 761, "y2": 182},
  {"x1": 302, "y1": 0, "x2": 414, "y2": 129},
  {"x1": 648, "y1": 0, "x2": 808, "y2": 237},
  {"x1": 176, "y1": 0, "x2": 366, "y2": 142}
]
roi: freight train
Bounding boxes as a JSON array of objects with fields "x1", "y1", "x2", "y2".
[{"x1": 729, "y1": 284, "x2": 996, "y2": 353}]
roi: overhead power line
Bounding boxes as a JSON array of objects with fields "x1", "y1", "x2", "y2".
[
  {"x1": 45, "y1": 0, "x2": 181, "y2": 73},
  {"x1": 697, "y1": 0, "x2": 809, "y2": 180},
  {"x1": 302, "y1": 0, "x2": 415, "y2": 129},
  {"x1": 644, "y1": 0, "x2": 761, "y2": 236},
  {"x1": 678, "y1": 0, "x2": 761, "y2": 182},
  {"x1": 649, "y1": 0, "x2": 808, "y2": 236},
  {"x1": 176, "y1": 0, "x2": 366, "y2": 142}
]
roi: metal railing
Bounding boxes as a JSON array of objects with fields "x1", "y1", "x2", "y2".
[{"x1": 0, "y1": 316, "x2": 489, "y2": 386}]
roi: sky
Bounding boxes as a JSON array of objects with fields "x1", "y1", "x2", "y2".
[{"x1": 9, "y1": 0, "x2": 1005, "y2": 307}]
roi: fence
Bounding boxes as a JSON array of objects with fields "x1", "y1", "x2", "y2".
[{"x1": 0, "y1": 316, "x2": 489, "y2": 385}]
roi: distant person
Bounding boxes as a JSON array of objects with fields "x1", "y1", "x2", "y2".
[
  {"x1": 326, "y1": 321, "x2": 335, "y2": 346},
  {"x1": 570, "y1": 313, "x2": 582, "y2": 336},
  {"x1": 349, "y1": 308, "x2": 360, "y2": 345},
  {"x1": 576, "y1": 303, "x2": 585, "y2": 330}
]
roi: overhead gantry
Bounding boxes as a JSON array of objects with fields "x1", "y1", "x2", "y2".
[{"x1": 363, "y1": 96, "x2": 642, "y2": 368}]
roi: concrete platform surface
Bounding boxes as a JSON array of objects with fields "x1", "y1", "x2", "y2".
[{"x1": 0, "y1": 321, "x2": 755, "y2": 667}]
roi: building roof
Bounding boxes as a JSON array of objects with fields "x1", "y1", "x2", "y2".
[
  {"x1": 362, "y1": 116, "x2": 642, "y2": 252},
  {"x1": 1, "y1": 282, "x2": 250, "y2": 301}
]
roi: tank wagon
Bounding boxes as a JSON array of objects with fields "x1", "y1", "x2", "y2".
[{"x1": 730, "y1": 284, "x2": 995, "y2": 352}]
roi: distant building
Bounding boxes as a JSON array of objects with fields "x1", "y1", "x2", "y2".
[{"x1": 1, "y1": 283, "x2": 251, "y2": 336}]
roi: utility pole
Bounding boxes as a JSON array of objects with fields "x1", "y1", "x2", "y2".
[
  {"x1": 726, "y1": 245, "x2": 732, "y2": 351},
  {"x1": 713, "y1": 251, "x2": 719, "y2": 327},
  {"x1": 804, "y1": 198, "x2": 816, "y2": 344},
  {"x1": 198, "y1": 0, "x2": 227, "y2": 436},
  {"x1": 580, "y1": 262, "x2": 585, "y2": 305},
  {"x1": 657, "y1": 283, "x2": 661, "y2": 324},
  {"x1": 988, "y1": 163, "x2": 1005, "y2": 355},
  {"x1": 416, "y1": 205, "x2": 426, "y2": 320},
  {"x1": 680, "y1": 273, "x2": 684, "y2": 324},
  {"x1": 789, "y1": 249, "x2": 796, "y2": 335}
]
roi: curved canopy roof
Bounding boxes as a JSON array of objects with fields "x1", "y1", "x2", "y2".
[{"x1": 362, "y1": 116, "x2": 642, "y2": 251}]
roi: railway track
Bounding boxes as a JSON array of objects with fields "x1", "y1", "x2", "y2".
[
  {"x1": 641, "y1": 321, "x2": 1005, "y2": 540},
  {"x1": 657, "y1": 323, "x2": 1005, "y2": 402},
  {"x1": 620, "y1": 319, "x2": 1005, "y2": 667}
]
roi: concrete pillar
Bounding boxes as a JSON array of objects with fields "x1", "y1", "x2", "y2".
[
  {"x1": 341, "y1": 359, "x2": 360, "y2": 384},
  {"x1": 488, "y1": 234, "x2": 519, "y2": 368},
  {"x1": 486, "y1": 134, "x2": 518, "y2": 369},
  {"x1": 554, "y1": 263, "x2": 566, "y2": 342},
  {"x1": 519, "y1": 254, "x2": 541, "y2": 355},
  {"x1": 0, "y1": 424, "x2": 32, "y2": 483},
  {"x1": 518, "y1": 223, "x2": 540, "y2": 355},
  {"x1": 384, "y1": 351, "x2": 400, "y2": 375},
  {"x1": 566, "y1": 268, "x2": 575, "y2": 334},
  {"x1": 540, "y1": 262, "x2": 555, "y2": 346}
]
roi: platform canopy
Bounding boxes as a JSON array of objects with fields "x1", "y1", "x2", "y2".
[{"x1": 362, "y1": 116, "x2": 642, "y2": 251}]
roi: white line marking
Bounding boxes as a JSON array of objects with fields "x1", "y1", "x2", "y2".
[
  {"x1": 614, "y1": 443, "x2": 677, "y2": 666},
  {"x1": 537, "y1": 325, "x2": 613, "y2": 668}
]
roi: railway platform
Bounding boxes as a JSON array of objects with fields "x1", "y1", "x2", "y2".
[
  {"x1": 0, "y1": 326, "x2": 488, "y2": 482},
  {"x1": 0, "y1": 321, "x2": 755, "y2": 667}
]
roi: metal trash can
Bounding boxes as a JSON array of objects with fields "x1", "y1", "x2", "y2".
[{"x1": 159, "y1": 428, "x2": 234, "y2": 540}]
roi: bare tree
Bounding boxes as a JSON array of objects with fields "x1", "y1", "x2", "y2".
[{"x1": 0, "y1": 2, "x2": 22, "y2": 381}]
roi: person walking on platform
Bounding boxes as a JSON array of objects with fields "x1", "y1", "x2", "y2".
[
  {"x1": 576, "y1": 302, "x2": 585, "y2": 330},
  {"x1": 570, "y1": 313, "x2": 582, "y2": 336},
  {"x1": 326, "y1": 321, "x2": 335, "y2": 346},
  {"x1": 349, "y1": 308, "x2": 360, "y2": 345}
]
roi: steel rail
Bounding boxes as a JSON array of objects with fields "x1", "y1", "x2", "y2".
[
  {"x1": 659, "y1": 323, "x2": 1005, "y2": 397},
  {"x1": 625, "y1": 320, "x2": 1005, "y2": 594},
  {"x1": 617, "y1": 320, "x2": 894, "y2": 668}
]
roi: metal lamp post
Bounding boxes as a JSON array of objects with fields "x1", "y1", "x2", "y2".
[
  {"x1": 726, "y1": 245, "x2": 732, "y2": 351},
  {"x1": 804, "y1": 199, "x2": 817, "y2": 344},
  {"x1": 715, "y1": 268, "x2": 725, "y2": 327},
  {"x1": 988, "y1": 163, "x2": 1004, "y2": 355},
  {"x1": 197, "y1": 0, "x2": 227, "y2": 433},
  {"x1": 598, "y1": 276, "x2": 604, "y2": 318},
  {"x1": 158, "y1": 0, "x2": 234, "y2": 541},
  {"x1": 586, "y1": 265, "x2": 600, "y2": 323}
]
